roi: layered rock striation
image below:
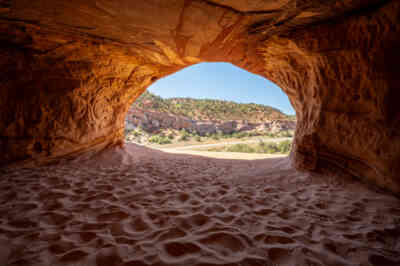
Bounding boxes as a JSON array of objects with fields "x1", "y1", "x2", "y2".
[
  {"x1": 0, "y1": 0, "x2": 399, "y2": 194},
  {"x1": 126, "y1": 107, "x2": 296, "y2": 135}
]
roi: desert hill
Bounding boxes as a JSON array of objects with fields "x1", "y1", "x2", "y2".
[
  {"x1": 125, "y1": 91, "x2": 296, "y2": 146},
  {"x1": 131, "y1": 91, "x2": 292, "y2": 123}
]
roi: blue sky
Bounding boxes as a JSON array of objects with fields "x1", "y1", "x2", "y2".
[{"x1": 147, "y1": 62, "x2": 295, "y2": 115}]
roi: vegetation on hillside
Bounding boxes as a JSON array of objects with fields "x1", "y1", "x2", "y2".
[
  {"x1": 206, "y1": 140, "x2": 292, "y2": 154},
  {"x1": 125, "y1": 127, "x2": 294, "y2": 145},
  {"x1": 126, "y1": 91, "x2": 296, "y2": 154},
  {"x1": 132, "y1": 91, "x2": 290, "y2": 122}
]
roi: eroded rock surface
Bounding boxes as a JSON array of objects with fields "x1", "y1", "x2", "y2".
[
  {"x1": 126, "y1": 107, "x2": 296, "y2": 135},
  {"x1": 261, "y1": 1, "x2": 400, "y2": 193},
  {"x1": 0, "y1": 0, "x2": 399, "y2": 194}
]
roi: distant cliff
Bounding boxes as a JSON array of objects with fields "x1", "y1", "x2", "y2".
[{"x1": 126, "y1": 91, "x2": 296, "y2": 135}]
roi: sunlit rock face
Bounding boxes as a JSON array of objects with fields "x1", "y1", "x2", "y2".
[
  {"x1": 0, "y1": 0, "x2": 399, "y2": 194},
  {"x1": 261, "y1": 2, "x2": 400, "y2": 194}
]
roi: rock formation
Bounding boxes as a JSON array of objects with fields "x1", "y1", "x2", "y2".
[
  {"x1": 125, "y1": 107, "x2": 296, "y2": 135},
  {"x1": 0, "y1": 0, "x2": 399, "y2": 194}
]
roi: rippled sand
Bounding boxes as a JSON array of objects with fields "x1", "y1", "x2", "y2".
[{"x1": 0, "y1": 143, "x2": 399, "y2": 266}]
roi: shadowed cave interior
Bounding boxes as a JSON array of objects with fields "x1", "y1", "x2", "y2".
[{"x1": 0, "y1": 0, "x2": 400, "y2": 265}]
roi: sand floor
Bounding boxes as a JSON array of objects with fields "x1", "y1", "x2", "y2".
[{"x1": 0, "y1": 143, "x2": 399, "y2": 266}]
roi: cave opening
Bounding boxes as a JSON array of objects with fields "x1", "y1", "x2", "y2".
[
  {"x1": 1, "y1": 1, "x2": 400, "y2": 265},
  {"x1": 124, "y1": 62, "x2": 296, "y2": 159}
]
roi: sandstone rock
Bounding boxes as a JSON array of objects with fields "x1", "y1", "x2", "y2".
[
  {"x1": 216, "y1": 121, "x2": 238, "y2": 135},
  {"x1": 237, "y1": 121, "x2": 257, "y2": 132},
  {"x1": 195, "y1": 122, "x2": 218, "y2": 136},
  {"x1": 267, "y1": 120, "x2": 296, "y2": 134},
  {"x1": 0, "y1": 0, "x2": 399, "y2": 194},
  {"x1": 126, "y1": 108, "x2": 294, "y2": 136}
]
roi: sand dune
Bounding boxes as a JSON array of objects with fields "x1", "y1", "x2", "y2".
[{"x1": 0, "y1": 143, "x2": 399, "y2": 266}]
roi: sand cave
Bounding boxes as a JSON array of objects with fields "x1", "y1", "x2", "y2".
[{"x1": 0, "y1": 0, "x2": 400, "y2": 265}]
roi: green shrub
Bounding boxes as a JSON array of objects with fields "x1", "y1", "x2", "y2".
[
  {"x1": 211, "y1": 134, "x2": 220, "y2": 140},
  {"x1": 148, "y1": 135, "x2": 159, "y2": 143},
  {"x1": 284, "y1": 131, "x2": 294, "y2": 137},
  {"x1": 221, "y1": 133, "x2": 232, "y2": 139},
  {"x1": 178, "y1": 129, "x2": 190, "y2": 141},
  {"x1": 195, "y1": 136, "x2": 202, "y2": 142},
  {"x1": 264, "y1": 132, "x2": 279, "y2": 138},
  {"x1": 278, "y1": 140, "x2": 292, "y2": 153},
  {"x1": 179, "y1": 134, "x2": 189, "y2": 141},
  {"x1": 232, "y1": 132, "x2": 248, "y2": 139},
  {"x1": 248, "y1": 131, "x2": 259, "y2": 137},
  {"x1": 266, "y1": 143, "x2": 279, "y2": 153},
  {"x1": 226, "y1": 144, "x2": 255, "y2": 153},
  {"x1": 208, "y1": 140, "x2": 292, "y2": 154},
  {"x1": 148, "y1": 135, "x2": 172, "y2": 145}
]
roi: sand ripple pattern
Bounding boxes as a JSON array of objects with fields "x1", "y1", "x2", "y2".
[{"x1": 0, "y1": 145, "x2": 399, "y2": 266}]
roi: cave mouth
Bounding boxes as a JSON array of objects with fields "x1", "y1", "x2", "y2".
[
  {"x1": 124, "y1": 63, "x2": 296, "y2": 160},
  {"x1": 0, "y1": 0, "x2": 398, "y2": 196},
  {"x1": 1, "y1": 1, "x2": 400, "y2": 264}
]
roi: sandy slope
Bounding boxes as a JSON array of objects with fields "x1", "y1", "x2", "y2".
[{"x1": 0, "y1": 143, "x2": 399, "y2": 266}]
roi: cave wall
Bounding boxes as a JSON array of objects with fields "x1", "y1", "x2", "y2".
[
  {"x1": 0, "y1": 0, "x2": 399, "y2": 194},
  {"x1": 261, "y1": 1, "x2": 400, "y2": 193},
  {"x1": 0, "y1": 30, "x2": 151, "y2": 162},
  {"x1": 0, "y1": 0, "x2": 263, "y2": 164}
]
